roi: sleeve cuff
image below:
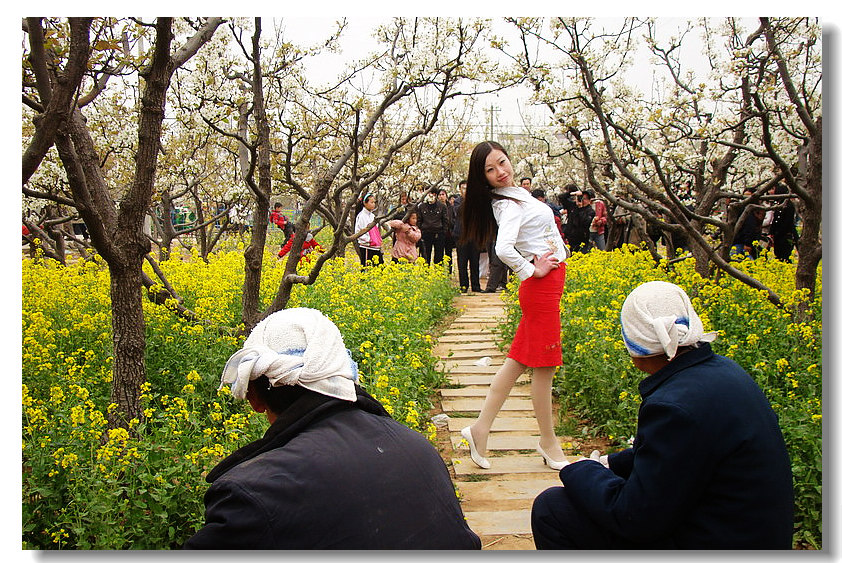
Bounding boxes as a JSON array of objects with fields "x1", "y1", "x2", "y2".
[{"x1": 515, "y1": 263, "x2": 535, "y2": 281}]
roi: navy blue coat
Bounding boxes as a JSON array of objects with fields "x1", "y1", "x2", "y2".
[
  {"x1": 185, "y1": 388, "x2": 480, "y2": 550},
  {"x1": 560, "y1": 344, "x2": 793, "y2": 548}
]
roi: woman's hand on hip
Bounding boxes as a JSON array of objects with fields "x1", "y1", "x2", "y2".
[{"x1": 532, "y1": 251, "x2": 560, "y2": 278}]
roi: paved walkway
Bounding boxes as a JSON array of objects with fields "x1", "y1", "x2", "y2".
[{"x1": 433, "y1": 291, "x2": 564, "y2": 549}]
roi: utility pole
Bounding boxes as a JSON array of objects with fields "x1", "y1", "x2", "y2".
[{"x1": 486, "y1": 105, "x2": 500, "y2": 141}]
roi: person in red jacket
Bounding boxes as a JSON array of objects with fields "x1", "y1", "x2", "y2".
[
  {"x1": 269, "y1": 203, "x2": 293, "y2": 243},
  {"x1": 277, "y1": 231, "x2": 322, "y2": 259}
]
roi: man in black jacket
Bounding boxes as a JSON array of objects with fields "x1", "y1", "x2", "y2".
[
  {"x1": 417, "y1": 191, "x2": 450, "y2": 265},
  {"x1": 184, "y1": 308, "x2": 480, "y2": 550},
  {"x1": 770, "y1": 183, "x2": 799, "y2": 262},
  {"x1": 531, "y1": 281, "x2": 793, "y2": 549}
]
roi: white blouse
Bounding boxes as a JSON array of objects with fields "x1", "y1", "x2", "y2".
[
  {"x1": 491, "y1": 186, "x2": 568, "y2": 281},
  {"x1": 354, "y1": 207, "x2": 376, "y2": 248}
]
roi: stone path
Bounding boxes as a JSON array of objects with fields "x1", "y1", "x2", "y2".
[{"x1": 433, "y1": 291, "x2": 564, "y2": 550}]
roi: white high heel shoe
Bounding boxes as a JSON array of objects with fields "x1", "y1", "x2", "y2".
[
  {"x1": 537, "y1": 443, "x2": 570, "y2": 471},
  {"x1": 461, "y1": 426, "x2": 491, "y2": 469}
]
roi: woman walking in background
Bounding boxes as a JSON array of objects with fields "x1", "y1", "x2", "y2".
[
  {"x1": 458, "y1": 141, "x2": 570, "y2": 470},
  {"x1": 354, "y1": 193, "x2": 383, "y2": 266},
  {"x1": 387, "y1": 211, "x2": 422, "y2": 263}
]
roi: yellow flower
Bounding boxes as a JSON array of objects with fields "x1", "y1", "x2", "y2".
[{"x1": 70, "y1": 406, "x2": 86, "y2": 426}]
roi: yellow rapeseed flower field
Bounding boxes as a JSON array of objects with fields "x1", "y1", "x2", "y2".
[{"x1": 22, "y1": 247, "x2": 456, "y2": 549}]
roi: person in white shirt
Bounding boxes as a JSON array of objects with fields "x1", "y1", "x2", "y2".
[
  {"x1": 457, "y1": 141, "x2": 570, "y2": 470},
  {"x1": 354, "y1": 193, "x2": 383, "y2": 266}
]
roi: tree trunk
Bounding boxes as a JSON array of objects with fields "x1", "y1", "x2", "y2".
[
  {"x1": 25, "y1": 18, "x2": 223, "y2": 431},
  {"x1": 157, "y1": 194, "x2": 176, "y2": 260},
  {"x1": 241, "y1": 18, "x2": 272, "y2": 333},
  {"x1": 107, "y1": 260, "x2": 147, "y2": 427},
  {"x1": 794, "y1": 116, "x2": 822, "y2": 319},
  {"x1": 242, "y1": 201, "x2": 270, "y2": 331},
  {"x1": 22, "y1": 18, "x2": 92, "y2": 184},
  {"x1": 686, "y1": 219, "x2": 712, "y2": 278},
  {"x1": 191, "y1": 192, "x2": 209, "y2": 260}
]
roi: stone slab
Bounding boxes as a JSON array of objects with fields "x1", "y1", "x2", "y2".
[
  {"x1": 446, "y1": 374, "x2": 531, "y2": 386},
  {"x1": 437, "y1": 348, "x2": 500, "y2": 357},
  {"x1": 446, "y1": 375, "x2": 495, "y2": 386},
  {"x1": 437, "y1": 334, "x2": 494, "y2": 343},
  {"x1": 447, "y1": 417, "x2": 539, "y2": 432},
  {"x1": 436, "y1": 350, "x2": 506, "y2": 361},
  {"x1": 456, "y1": 316, "x2": 505, "y2": 323},
  {"x1": 442, "y1": 397, "x2": 533, "y2": 412},
  {"x1": 451, "y1": 455, "x2": 560, "y2": 476},
  {"x1": 457, "y1": 479, "x2": 560, "y2": 502},
  {"x1": 451, "y1": 433, "x2": 543, "y2": 452},
  {"x1": 453, "y1": 305, "x2": 505, "y2": 311},
  {"x1": 441, "y1": 364, "x2": 503, "y2": 374},
  {"x1": 438, "y1": 359, "x2": 504, "y2": 370},
  {"x1": 464, "y1": 510, "x2": 533, "y2": 536},
  {"x1": 439, "y1": 387, "x2": 529, "y2": 398},
  {"x1": 440, "y1": 327, "x2": 497, "y2": 334},
  {"x1": 434, "y1": 341, "x2": 503, "y2": 352},
  {"x1": 446, "y1": 322, "x2": 499, "y2": 331}
]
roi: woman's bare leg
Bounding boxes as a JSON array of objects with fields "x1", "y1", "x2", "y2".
[
  {"x1": 532, "y1": 366, "x2": 567, "y2": 461},
  {"x1": 468, "y1": 357, "x2": 526, "y2": 455}
]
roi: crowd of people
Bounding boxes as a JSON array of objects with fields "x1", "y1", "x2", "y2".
[
  {"x1": 335, "y1": 171, "x2": 801, "y2": 272},
  {"x1": 190, "y1": 140, "x2": 797, "y2": 550}
]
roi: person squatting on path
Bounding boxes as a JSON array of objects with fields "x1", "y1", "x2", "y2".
[
  {"x1": 386, "y1": 210, "x2": 422, "y2": 263},
  {"x1": 354, "y1": 193, "x2": 384, "y2": 266},
  {"x1": 458, "y1": 140, "x2": 570, "y2": 471},
  {"x1": 184, "y1": 308, "x2": 481, "y2": 549},
  {"x1": 531, "y1": 281, "x2": 794, "y2": 549}
]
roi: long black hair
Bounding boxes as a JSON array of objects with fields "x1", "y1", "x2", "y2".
[
  {"x1": 355, "y1": 192, "x2": 376, "y2": 216},
  {"x1": 458, "y1": 141, "x2": 509, "y2": 249}
]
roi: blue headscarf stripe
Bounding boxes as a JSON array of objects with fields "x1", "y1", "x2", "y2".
[{"x1": 621, "y1": 324, "x2": 651, "y2": 356}]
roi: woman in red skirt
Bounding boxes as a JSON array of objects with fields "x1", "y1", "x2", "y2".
[{"x1": 458, "y1": 141, "x2": 570, "y2": 470}]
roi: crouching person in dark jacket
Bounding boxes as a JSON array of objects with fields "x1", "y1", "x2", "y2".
[
  {"x1": 184, "y1": 307, "x2": 480, "y2": 550},
  {"x1": 531, "y1": 281, "x2": 794, "y2": 549}
]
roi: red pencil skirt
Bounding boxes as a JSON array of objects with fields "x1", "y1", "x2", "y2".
[{"x1": 507, "y1": 263, "x2": 566, "y2": 368}]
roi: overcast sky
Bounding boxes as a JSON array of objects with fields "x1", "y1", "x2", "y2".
[{"x1": 277, "y1": 16, "x2": 718, "y2": 132}]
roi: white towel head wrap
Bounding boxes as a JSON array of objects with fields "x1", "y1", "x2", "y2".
[
  {"x1": 620, "y1": 281, "x2": 717, "y2": 360},
  {"x1": 220, "y1": 308, "x2": 359, "y2": 402}
]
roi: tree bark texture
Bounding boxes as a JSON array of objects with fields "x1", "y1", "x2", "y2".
[
  {"x1": 794, "y1": 116, "x2": 822, "y2": 317},
  {"x1": 240, "y1": 18, "x2": 272, "y2": 333},
  {"x1": 107, "y1": 261, "x2": 147, "y2": 427},
  {"x1": 22, "y1": 18, "x2": 92, "y2": 184}
]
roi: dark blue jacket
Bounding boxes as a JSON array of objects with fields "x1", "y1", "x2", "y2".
[
  {"x1": 560, "y1": 344, "x2": 793, "y2": 548},
  {"x1": 185, "y1": 388, "x2": 480, "y2": 549}
]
